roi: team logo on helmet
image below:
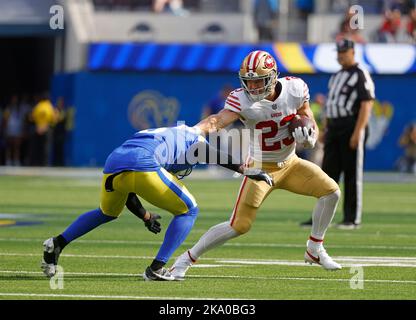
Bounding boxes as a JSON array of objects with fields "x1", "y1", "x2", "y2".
[{"x1": 264, "y1": 55, "x2": 275, "y2": 69}]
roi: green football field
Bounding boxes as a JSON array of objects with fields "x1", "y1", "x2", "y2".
[{"x1": 0, "y1": 174, "x2": 415, "y2": 300}]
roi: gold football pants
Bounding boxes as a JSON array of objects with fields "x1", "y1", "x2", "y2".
[{"x1": 230, "y1": 155, "x2": 339, "y2": 234}]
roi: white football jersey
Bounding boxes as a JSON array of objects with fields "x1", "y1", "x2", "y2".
[{"x1": 224, "y1": 77, "x2": 310, "y2": 163}]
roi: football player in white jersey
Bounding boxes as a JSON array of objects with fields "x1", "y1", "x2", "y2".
[{"x1": 170, "y1": 50, "x2": 342, "y2": 280}]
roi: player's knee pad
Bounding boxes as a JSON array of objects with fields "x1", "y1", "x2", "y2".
[
  {"x1": 231, "y1": 211, "x2": 256, "y2": 234},
  {"x1": 175, "y1": 205, "x2": 199, "y2": 217},
  {"x1": 322, "y1": 189, "x2": 341, "y2": 204},
  {"x1": 313, "y1": 177, "x2": 340, "y2": 198},
  {"x1": 231, "y1": 216, "x2": 253, "y2": 234},
  {"x1": 187, "y1": 206, "x2": 199, "y2": 217},
  {"x1": 230, "y1": 202, "x2": 258, "y2": 234}
]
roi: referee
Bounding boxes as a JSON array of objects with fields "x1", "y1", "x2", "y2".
[{"x1": 301, "y1": 38, "x2": 375, "y2": 229}]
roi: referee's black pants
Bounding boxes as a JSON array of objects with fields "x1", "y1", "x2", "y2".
[{"x1": 322, "y1": 121, "x2": 367, "y2": 225}]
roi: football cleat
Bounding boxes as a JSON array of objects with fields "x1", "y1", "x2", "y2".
[
  {"x1": 304, "y1": 242, "x2": 342, "y2": 271},
  {"x1": 143, "y1": 266, "x2": 175, "y2": 281},
  {"x1": 335, "y1": 222, "x2": 361, "y2": 230},
  {"x1": 41, "y1": 237, "x2": 62, "y2": 278},
  {"x1": 299, "y1": 218, "x2": 313, "y2": 228},
  {"x1": 169, "y1": 251, "x2": 194, "y2": 281}
]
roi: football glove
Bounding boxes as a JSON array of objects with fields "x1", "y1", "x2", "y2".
[
  {"x1": 242, "y1": 168, "x2": 274, "y2": 187},
  {"x1": 292, "y1": 127, "x2": 317, "y2": 149},
  {"x1": 144, "y1": 213, "x2": 162, "y2": 234}
]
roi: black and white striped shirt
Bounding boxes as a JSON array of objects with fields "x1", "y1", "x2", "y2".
[{"x1": 325, "y1": 64, "x2": 375, "y2": 119}]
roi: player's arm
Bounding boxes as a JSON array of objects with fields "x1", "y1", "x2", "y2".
[
  {"x1": 293, "y1": 101, "x2": 318, "y2": 149},
  {"x1": 195, "y1": 109, "x2": 240, "y2": 134},
  {"x1": 350, "y1": 70, "x2": 375, "y2": 149},
  {"x1": 192, "y1": 141, "x2": 273, "y2": 186},
  {"x1": 350, "y1": 100, "x2": 373, "y2": 149},
  {"x1": 125, "y1": 193, "x2": 161, "y2": 234}
]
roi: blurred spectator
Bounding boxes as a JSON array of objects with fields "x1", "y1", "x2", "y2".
[
  {"x1": 384, "y1": 0, "x2": 415, "y2": 14},
  {"x1": 30, "y1": 93, "x2": 56, "y2": 166},
  {"x1": 153, "y1": 0, "x2": 189, "y2": 16},
  {"x1": 377, "y1": 5, "x2": 410, "y2": 42},
  {"x1": 330, "y1": 0, "x2": 388, "y2": 14},
  {"x1": 254, "y1": 0, "x2": 278, "y2": 42},
  {"x1": 335, "y1": 10, "x2": 366, "y2": 43},
  {"x1": 201, "y1": 84, "x2": 233, "y2": 119},
  {"x1": 296, "y1": 0, "x2": 315, "y2": 19},
  {"x1": 331, "y1": 0, "x2": 351, "y2": 13},
  {"x1": 94, "y1": 0, "x2": 153, "y2": 11},
  {"x1": 0, "y1": 106, "x2": 5, "y2": 165},
  {"x1": 407, "y1": 7, "x2": 416, "y2": 41},
  {"x1": 397, "y1": 122, "x2": 416, "y2": 174},
  {"x1": 3, "y1": 95, "x2": 25, "y2": 166},
  {"x1": 52, "y1": 97, "x2": 67, "y2": 166},
  {"x1": 18, "y1": 94, "x2": 33, "y2": 166},
  {"x1": 359, "y1": 0, "x2": 384, "y2": 14}
]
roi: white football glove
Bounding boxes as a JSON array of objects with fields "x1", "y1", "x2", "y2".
[{"x1": 292, "y1": 126, "x2": 317, "y2": 149}]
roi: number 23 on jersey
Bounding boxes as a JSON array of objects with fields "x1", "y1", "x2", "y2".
[{"x1": 255, "y1": 114, "x2": 296, "y2": 151}]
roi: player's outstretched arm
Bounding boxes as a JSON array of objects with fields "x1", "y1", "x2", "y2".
[
  {"x1": 202, "y1": 143, "x2": 274, "y2": 187},
  {"x1": 125, "y1": 193, "x2": 161, "y2": 234},
  {"x1": 196, "y1": 109, "x2": 240, "y2": 134}
]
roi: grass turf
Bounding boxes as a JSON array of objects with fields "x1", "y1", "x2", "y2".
[{"x1": 0, "y1": 175, "x2": 415, "y2": 300}]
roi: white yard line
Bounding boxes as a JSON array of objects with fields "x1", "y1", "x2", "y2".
[
  {"x1": 2, "y1": 251, "x2": 416, "y2": 268},
  {"x1": 1, "y1": 237, "x2": 416, "y2": 251},
  {"x1": 219, "y1": 260, "x2": 416, "y2": 268},
  {"x1": 0, "y1": 292, "x2": 239, "y2": 300},
  {"x1": 0, "y1": 270, "x2": 415, "y2": 285}
]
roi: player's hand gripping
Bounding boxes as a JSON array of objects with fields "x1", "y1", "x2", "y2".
[
  {"x1": 292, "y1": 127, "x2": 317, "y2": 149},
  {"x1": 143, "y1": 212, "x2": 162, "y2": 234},
  {"x1": 240, "y1": 166, "x2": 274, "y2": 187}
]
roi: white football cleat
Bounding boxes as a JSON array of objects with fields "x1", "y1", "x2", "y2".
[
  {"x1": 169, "y1": 251, "x2": 195, "y2": 281},
  {"x1": 304, "y1": 242, "x2": 342, "y2": 271},
  {"x1": 41, "y1": 237, "x2": 62, "y2": 278}
]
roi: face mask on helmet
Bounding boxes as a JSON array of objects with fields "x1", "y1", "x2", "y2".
[
  {"x1": 239, "y1": 70, "x2": 278, "y2": 102},
  {"x1": 239, "y1": 51, "x2": 279, "y2": 103}
]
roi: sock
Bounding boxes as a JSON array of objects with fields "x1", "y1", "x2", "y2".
[
  {"x1": 61, "y1": 208, "x2": 116, "y2": 244},
  {"x1": 307, "y1": 236, "x2": 324, "y2": 251},
  {"x1": 150, "y1": 260, "x2": 165, "y2": 271},
  {"x1": 155, "y1": 206, "x2": 199, "y2": 264},
  {"x1": 55, "y1": 234, "x2": 68, "y2": 250},
  {"x1": 189, "y1": 221, "x2": 239, "y2": 259},
  {"x1": 310, "y1": 189, "x2": 341, "y2": 241}
]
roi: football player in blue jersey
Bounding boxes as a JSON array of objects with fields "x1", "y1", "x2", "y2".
[{"x1": 41, "y1": 124, "x2": 273, "y2": 281}]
